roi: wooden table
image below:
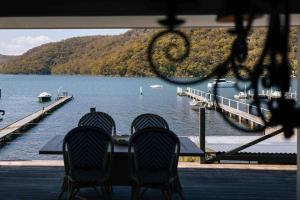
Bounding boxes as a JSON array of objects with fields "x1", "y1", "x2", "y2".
[{"x1": 39, "y1": 135, "x2": 204, "y2": 185}]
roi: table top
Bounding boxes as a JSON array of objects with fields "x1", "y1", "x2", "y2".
[{"x1": 39, "y1": 135, "x2": 204, "y2": 157}]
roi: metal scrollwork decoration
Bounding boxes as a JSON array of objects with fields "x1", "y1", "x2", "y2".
[{"x1": 148, "y1": 0, "x2": 298, "y2": 137}]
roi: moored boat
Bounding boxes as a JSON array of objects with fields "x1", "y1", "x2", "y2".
[
  {"x1": 207, "y1": 79, "x2": 236, "y2": 89},
  {"x1": 234, "y1": 92, "x2": 248, "y2": 100},
  {"x1": 150, "y1": 84, "x2": 163, "y2": 88},
  {"x1": 189, "y1": 99, "x2": 206, "y2": 111},
  {"x1": 38, "y1": 92, "x2": 52, "y2": 102}
]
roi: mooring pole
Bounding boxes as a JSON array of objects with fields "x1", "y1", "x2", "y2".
[{"x1": 199, "y1": 107, "x2": 206, "y2": 164}]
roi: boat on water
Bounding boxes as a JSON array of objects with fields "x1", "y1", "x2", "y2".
[
  {"x1": 234, "y1": 92, "x2": 248, "y2": 100},
  {"x1": 234, "y1": 85, "x2": 249, "y2": 100},
  {"x1": 38, "y1": 92, "x2": 52, "y2": 102},
  {"x1": 150, "y1": 84, "x2": 163, "y2": 88},
  {"x1": 189, "y1": 99, "x2": 207, "y2": 111},
  {"x1": 207, "y1": 79, "x2": 236, "y2": 89},
  {"x1": 269, "y1": 90, "x2": 281, "y2": 99}
]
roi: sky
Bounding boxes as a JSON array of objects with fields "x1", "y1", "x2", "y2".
[{"x1": 0, "y1": 29, "x2": 129, "y2": 56}]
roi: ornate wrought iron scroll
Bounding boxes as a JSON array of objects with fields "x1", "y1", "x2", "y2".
[{"x1": 148, "y1": 0, "x2": 298, "y2": 137}]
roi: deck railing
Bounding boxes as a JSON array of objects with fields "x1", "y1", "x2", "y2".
[{"x1": 186, "y1": 87, "x2": 270, "y2": 117}]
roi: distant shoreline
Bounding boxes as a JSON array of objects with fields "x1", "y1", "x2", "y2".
[{"x1": 0, "y1": 73, "x2": 297, "y2": 79}]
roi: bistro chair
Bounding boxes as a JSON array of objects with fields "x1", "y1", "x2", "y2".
[
  {"x1": 128, "y1": 127, "x2": 184, "y2": 200},
  {"x1": 58, "y1": 126, "x2": 114, "y2": 200},
  {"x1": 78, "y1": 111, "x2": 116, "y2": 135},
  {"x1": 130, "y1": 113, "x2": 169, "y2": 134}
]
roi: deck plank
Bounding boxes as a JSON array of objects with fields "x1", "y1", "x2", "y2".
[{"x1": 0, "y1": 166, "x2": 295, "y2": 200}]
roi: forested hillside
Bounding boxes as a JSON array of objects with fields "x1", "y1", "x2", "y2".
[
  {"x1": 0, "y1": 54, "x2": 15, "y2": 65},
  {"x1": 0, "y1": 28, "x2": 297, "y2": 76}
]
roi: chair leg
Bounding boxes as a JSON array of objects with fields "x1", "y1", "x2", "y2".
[
  {"x1": 131, "y1": 185, "x2": 141, "y2": 200},
  {"x1": 174, "y1": 177, "x2": 185, "y2": 200},
  {"x1": 104, "y1": 185, "x2": 113, "y2": 194},
  {"x1": 140, "y1": 188, "x2": 148, "y2": 198},
  {"x1": 57, "y1": 177, "x2": 67, "y2": 200},
  {"x1": 100, "y1": 186, "x2": 112, "y2": 200},
  {"x1": 178, "y1": 192, "x2": 185, "y2": 200},
  {"x1": 130, "y1": 186, "x2": 136, "y2": 200},
  {"x1": 67, "y1": 183, "x2": 75, "y2": 200},
  {"x1": 94, "y1": 187, "x2": 104, "y2": 199},
  {"x1": 162, "y1": 189, "x2": 171, "y2": 200}
]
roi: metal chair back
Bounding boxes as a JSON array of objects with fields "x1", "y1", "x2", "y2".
[
  {"x1": 63, "y1": 126, "x2": 113, "y2": 178},
  {"x1": 131, "y1": 113, "x2": 169, "y2": 134},
  {"x1": 129, "y1": 127, "x2": 180, "y2": 173},
  {"x1": 78, "y1": 112, "x2": 116, "y2": 135}
]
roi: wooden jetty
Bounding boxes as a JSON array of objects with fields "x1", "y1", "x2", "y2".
[
  {"x1": 0, "y1": 95, "x2": 73, "y2": 142},
  {"x1": 183, "y1": 87, "x2": 270, "y2": 128},
  {"x1": 248, "y1": 90, "x2": 297, "y2": 100},
  {"x1": 179, "y1": 88, "x2": 293, "y2": 164}
]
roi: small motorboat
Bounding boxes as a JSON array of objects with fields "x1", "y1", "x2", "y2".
[
  {"x1": 269, "y1": 90, "x2": 281, "y2": 99},
  {"x1": 234, "y1": 92, "x2": 248, "y2": 100},
  {"x1": 189, "y1": 99, "x2": 206, "y2": 111},
  {"x1": 150, "y1": 84, "x2": 163, "y2": 88},
  {"x1": 38, "y1": 92, "x2": 52, "y2": 102},
  {"x1": 207, "y1": 79, "x2": 236, "y2": 89}
]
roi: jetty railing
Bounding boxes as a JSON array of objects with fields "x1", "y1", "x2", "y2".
[{"x1": 186, "y1": 87, "x2": 270, "y2": 118}]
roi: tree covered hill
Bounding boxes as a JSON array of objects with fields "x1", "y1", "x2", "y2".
[
  {"x1": 0, "y1": 54, "x2": 15, "y2": 65},
  {"x1": 0, "y1": 28, "x2": 297, "y2": 76}
]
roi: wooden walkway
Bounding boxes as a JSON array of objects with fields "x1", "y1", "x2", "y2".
[
  {"x1": 184, "y1": 88, "x2": 284, "y2": 135},
  {"x1": 0, "y1": 166, "x2": 295, "y2": 200},
  {"x1": 0, "y1": 96, "x2": 73, "y2": 142},
  {"x1": 219, "y1": 103, "x2": 264, "y2": 125},
  {"x1": 185, "y1": 88, "x2": 267, "y2": 126}
]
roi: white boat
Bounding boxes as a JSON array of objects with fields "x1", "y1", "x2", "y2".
[
  {"x1": 234, "y1": 92, "x2": 248, "y2": 100},
  {"x1": 189, "y1": 99, "x2": 206, "y2": 111},
  {"x1": 207, "y1": 79, "x2": 236, "y2": 89},
  {"x1": 269, "y1": 90, "x2": 282, "y2": 99},
  {"x1": 38, "y1": 92, "x2": 52, "y2": 102},
  {"x1": 234, "y1": 85, "x2": 248, "y2": 100},
  {"x1": 150, "y1": 84, "x2": 163, "y2": 88}
]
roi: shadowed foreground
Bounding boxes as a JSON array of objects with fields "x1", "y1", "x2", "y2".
[{"x1": 0, "y1": 166, "x2": 295, "y2": 200}]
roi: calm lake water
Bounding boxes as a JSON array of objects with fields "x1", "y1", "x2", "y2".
[{"x1": 0, "y1": 75, "x2": 296, "y2": 160}]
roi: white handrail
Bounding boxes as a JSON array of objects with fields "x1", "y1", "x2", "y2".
[{"x1": 186, "y1": 87, "x2": 270, "y2": 115}]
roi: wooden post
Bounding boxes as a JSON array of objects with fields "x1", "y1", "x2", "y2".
[
  {"x1": 250, "y1": 121, "x2": 254, "y2": 129},
  {"x1": 199, "y1": 107, "x2": 206, "y2": 164}
]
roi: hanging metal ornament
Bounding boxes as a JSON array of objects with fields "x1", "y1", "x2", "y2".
[{"x1": 148, "y1": 0, "x2": 298, "y2": 137}]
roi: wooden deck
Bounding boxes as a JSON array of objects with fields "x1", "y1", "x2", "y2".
[
  {"x1": 0, "y1": 165, "x2": 295, "y2": 200},
  {"x1": 218, "y1": 103, "x2": 263, "y2": 125},
  {"x1": 0, "y1": 96, "x2": 73, "y2": 142},
  {"x1": 185, "y1": 90, "x2": 282, "y2": 135},
  {"x1": 186, "y1": 91, "x2": 264, "y2": 126}
]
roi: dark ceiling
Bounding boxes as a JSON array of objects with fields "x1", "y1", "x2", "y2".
[{"x1": 1, "y1": 0, "x2": 300, "y2": 17}]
